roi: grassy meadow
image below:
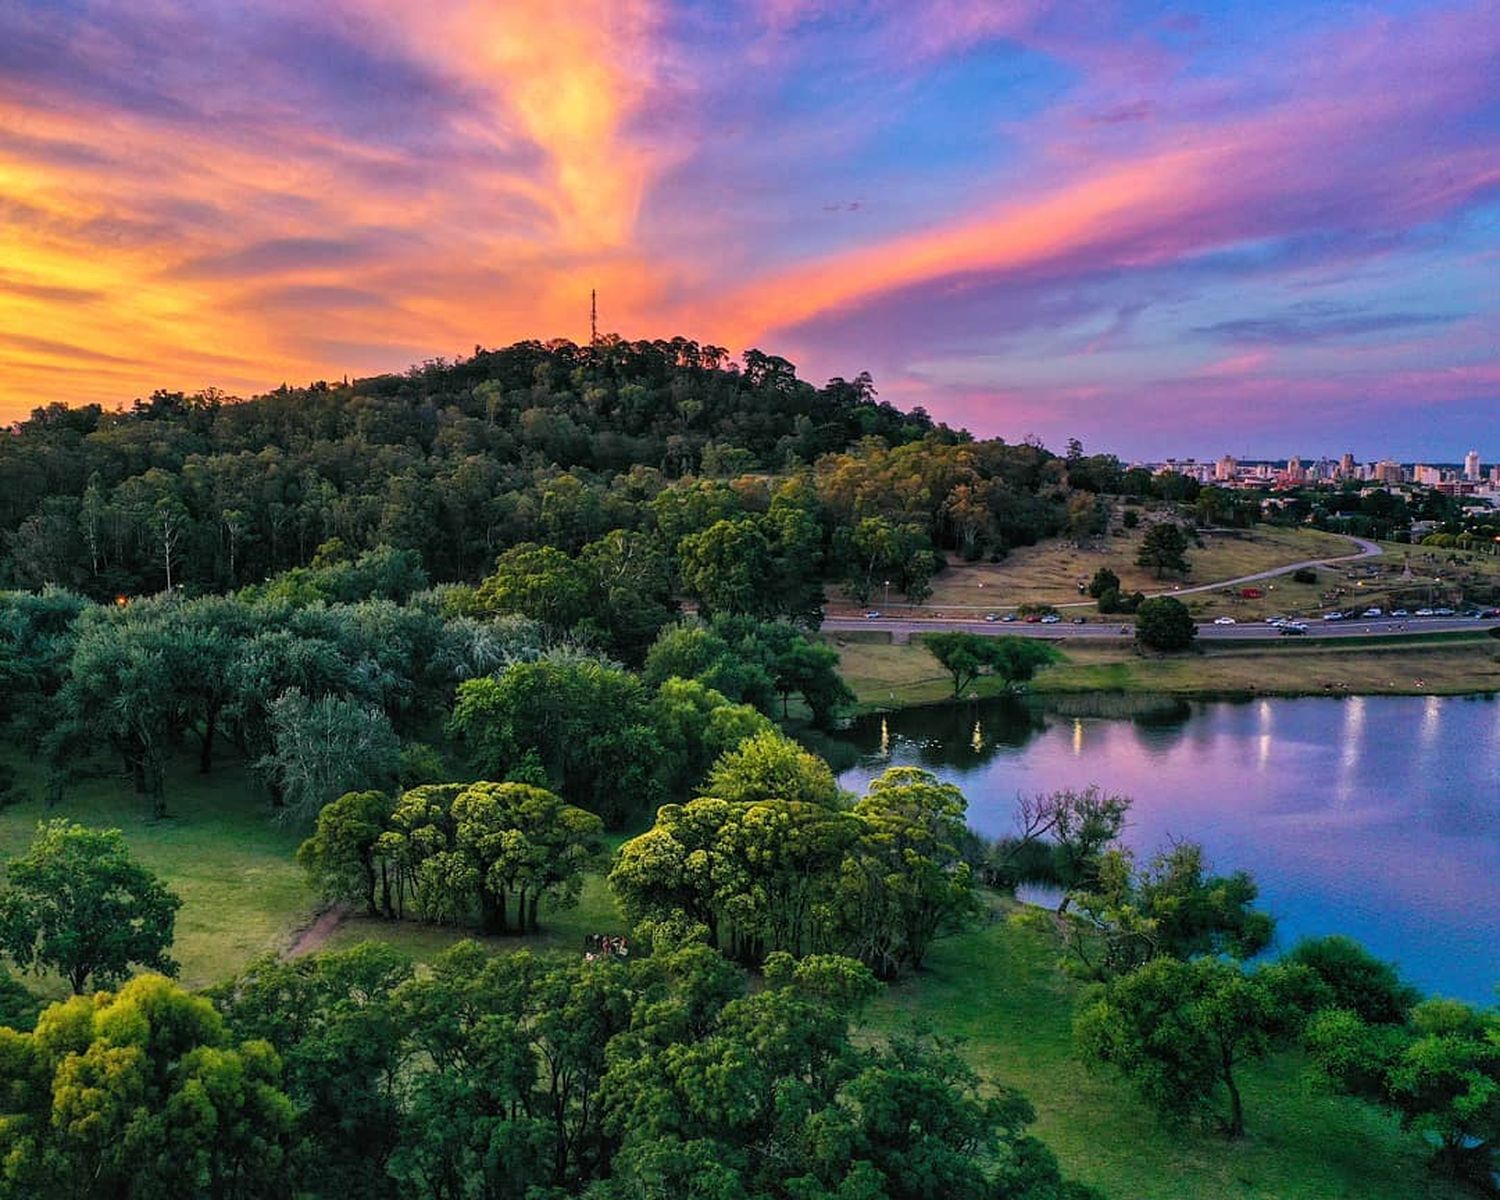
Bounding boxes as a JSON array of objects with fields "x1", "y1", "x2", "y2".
[
  {"x1": 831, "y1": 629, "x2": 1500, "y2": 708},
  {"x1": 910, "y1": 522, "x2": 1359, "y2": 612}
]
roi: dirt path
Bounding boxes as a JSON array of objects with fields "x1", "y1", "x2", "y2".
[{"x1": 284, "y1": 904, "x2": 350, "y2": 959}]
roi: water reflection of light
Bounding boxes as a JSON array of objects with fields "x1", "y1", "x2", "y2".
[
  {"x1": 1072, "y1": 718, "x2": 1084, "y2": 757},
  {"x1": 1335, "y1": 696, "x2": 1365, "y2": 807},
  {"x1": 879, "y1": 717, "x2": 890, "y2": 758},
  {"x1": 1419, "y1": 694, "x2": 1441, "y2": 751},
  {"x1": 1257, "y1": 700, "x2": 1273, "y2": 772},
  {"x1": 971, "y1": 718, "x2": 984, "y2": 754}
]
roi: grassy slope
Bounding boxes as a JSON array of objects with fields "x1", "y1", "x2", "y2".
[
  {"x1": 916, "y1": 523, "x2": 1358, "y2": 611},
  {"x1": 868, "y1": 900, "x2": 1459, "y2": 1200},
  {"x1": 832, "y1": 632, "x2": 1500, "y2": 708}
]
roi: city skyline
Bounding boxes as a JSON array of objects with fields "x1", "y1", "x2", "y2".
[{"x1": 0, "y1": 1, "x2": 1496, "y2": 457}]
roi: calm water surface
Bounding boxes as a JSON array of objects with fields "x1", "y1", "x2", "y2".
[{"x1": 834, "y1": 694, "x2": 1500, "y2": 1003}]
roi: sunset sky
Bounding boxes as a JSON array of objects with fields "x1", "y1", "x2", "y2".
[{"x1": 1, "y1": 0, "x2": 1495, "y2": 458}]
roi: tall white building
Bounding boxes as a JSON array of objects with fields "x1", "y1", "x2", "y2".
[
  {"x1": 1465, "y1": 450, "x2": 1481, "y2": 481},
  {"x1": 1214, "y1": 454, "x2": 1237, "y2": 482}
]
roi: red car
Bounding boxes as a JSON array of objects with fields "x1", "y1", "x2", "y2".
[{"x1": 1024, "y1": 614, "x2": 1042, "y2": 623}]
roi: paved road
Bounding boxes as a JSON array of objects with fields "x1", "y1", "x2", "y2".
[{"x1": 824, "y1": 614, "x2": 1494, "y2": 641}]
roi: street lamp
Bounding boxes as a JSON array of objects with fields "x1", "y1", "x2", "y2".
[{"x1": 883, "y1": 579, "x2": 891, "y2": 609}]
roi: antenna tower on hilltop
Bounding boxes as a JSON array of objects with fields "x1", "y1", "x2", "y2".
[{"x1": 590, "y1": 288, "x2": 598, "y2": 345}]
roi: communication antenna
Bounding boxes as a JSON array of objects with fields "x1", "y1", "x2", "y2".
[{"x1": 590, "y1": 288, "x2": 598, "y2": 345}]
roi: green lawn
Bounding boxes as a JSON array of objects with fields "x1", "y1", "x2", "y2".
[
  {"x1": 869, "y1": 899, "x2": 1462, "y2": 1200},
  {"x1": 0, "y1": 746, "x2": 314, "y2": 994}
]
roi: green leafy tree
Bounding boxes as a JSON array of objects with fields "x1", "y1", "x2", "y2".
[
  {"x1": 0, "y1": 974, "x2": 295, "y2": 1198},
  {"x1": 1134, "y1": 595, "x2": 1196, "y2": 651},
  {"x1": 1285, "y1": 935, "x2": 1419, "y2": 1025},
  {"x1": 0, "y1": 820, "x2": 181, "y2": 994},
  {"x1": 677, "y1": 518, "x2": 774, "y2": 619},
  {"x1": 295, "y1": 789, "x2": 397, "y2": 918},
  {"x1": 1075, "y1": 956, "x2": 1320, "y2": 1137},
  {"x1": 1136, "y1": 523, "x2": 1192, "y2": 579},
  {"x1": 1087, "y1": 567, "x2": 1121, "y2": 598},
  {"x1": 1307, "y1": 996, "x2": 1498, "y2": 1186},
  {"x1": 839, "y1": 767, "x2": 982, "y2": 977},
  {"x1": 257, "y1": 688, "x2": 400, "y2": 822},
  {"x1": 449, "y1": 656, "x2": 664, "y2": 826},
  {"x1": 704, "y1": 728, "x2": 842, "y2": 806},
  {"x1": 1059, "y1": 840, "x2": 1274, "y2": 980},
  {"x1": 924, "y1": 633, "x2": 1060, "y2": 699},
  {"x1": 379, "y1": 781, "x2": 604, "y2": 933},
  {"x1": 476, "y1": 542, "x2": 594, "y2": 633}
]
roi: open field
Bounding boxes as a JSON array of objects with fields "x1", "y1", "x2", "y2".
[
  {"x1": 0, "y1": 748, "x2": 313, "y2": 994},
  {"x1": 870, "y1": 898, "x2": 1462, "y2": 1200},
  {"x1": 911, "y1": 523, "x2": 1360, "y2": 611},
  {"x1": 831, "y1": 630, "x2": 1500, "y2": 707},
  {"x1": 1180, "y1": 538, "x2": 1500, "y2": 622}
]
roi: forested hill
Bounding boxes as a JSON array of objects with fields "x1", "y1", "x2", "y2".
[{"x1": 1, "y1": 336, "x2": 967, "y2": 593}]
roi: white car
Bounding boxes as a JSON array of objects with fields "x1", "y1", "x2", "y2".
[
  {"x1": 1362, "y1": 607, "x2": 1382, "y2": 618},
  {"x1": 984, "y1": 613, "x2": 999, "y2": 622},
  {"x1": 1414, "y1": 608, "x2": 1434, "y2": 616},
  {"x1": 1213, "y1": 617, "x2": 1236, "y2": 625},
  {"x1": 1040, "y1": 614, "x2": 1062, "y2": 624},
  {"x1": 864, "y1": 611, "x2": 881, "y2": 620}
]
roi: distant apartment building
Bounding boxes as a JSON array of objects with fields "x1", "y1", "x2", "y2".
[
  {"x1": 1415, "y1": 464, "x2": 1443, "y2": 487},
  {"x1": 1214, "y1": 454, "x2": 1237, "y2": 482},
  {"x1": 1373, "y1": 460, "x2": 1405, "y2": 484},
  {"x1": 1339, "y1": 452, "x2": 1355, "y2": 478},
  {"x1": 1465, "y1": 450, "x2": 1481, "y2": 481}
]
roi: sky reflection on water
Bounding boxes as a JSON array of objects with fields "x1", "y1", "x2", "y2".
[{"x1": 835, "y1": 695, "x2": 1500, "y2": 1003}]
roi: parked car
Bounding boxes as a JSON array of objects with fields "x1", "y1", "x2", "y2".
[
  {"x1": 985, "y1": 613, "x2": 999, "y2": 622},
  {"x1": 1071, "y1": 616, "x2": 1086, "y2": 625},
  {"x1": 1002, "y1": 613, "x2": 1019, "y2": 622},
  {"x1": 1414, "y1": 608, "x2": 1435, "y2": 616},
  {"x1": 1362, "y1": 607, "x2": 1382, "y2": 618},
  {"x1": 1322, "y1": 612, "x2": 1345, "y2": 621},
  {"x1": 1040, "y1": 614, "x2": 1062, "y2": 624},
  {"x1": 1024, "y1": 615, "x2": 1042, "y2": 623},
  {"x1": 1213, "y1": 616, "x2": 1236, "y2": 625},
  {"x1": 1434, "y1": 607, "x2": 1455, "y2": 616},
  {"x1": 1391, "y1": 608, "x2": 1409, "y2": 618},
  {"x1": 1266, "y1": 615, "x2": 1286, "y2": 625},
  {"x1": 1480, "y1": 609, "x2": 1500, "y2": 619},
  {"x1": 864, "y1": 611, "x2": 881, "y2": 620}
]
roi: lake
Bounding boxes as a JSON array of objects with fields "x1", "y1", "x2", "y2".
[{"x1": 834, "y1": 693, "x2": 1500, "y2": 1003}]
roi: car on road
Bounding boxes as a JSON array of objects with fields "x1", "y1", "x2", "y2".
[
  {"x1": 1002, "y1": 613, "x2": 1019, "y2": 622},
  {"x1": 985, "y1": 613, "x2": 999, "y2": 622},
  {"x1": 1265, "y1": 615, "x2": 1286, "y2": 625},
  {"x1": 1070, "y1": 616, "x2": 1086, "y2": 624},
  {"x1": 864, "y1": 611, "x2": 881, "y2": 620},
  {"x1": 1024, "y1": 614, "x2": 1042, "y2": 623},
  {"x1": 1391, "y1": 608, "x2": 1409, "y2": 618},
  {"x1": 1434, "y1": 607, "x2": 1455, "y2": 616},
  {"x1": 1362, "y1": 607, "x2": 1383, "y2": 618},
  {"x1": 1280, "y1": 622, "x2": 1308, "y2": 636},
  {"x1": 1480, "y1": 608, "x2": 1500, "y2": 619},
  {"x1": 1213, "y1": 616, "x2": 1236, "y2": 625},
  {"x1": 1322, "y1": 612, "x2": 1345, "y2": 621},
  {"x1": 1040, "y1": 614, "x2": 1062, "y2": 624},
  {"x1": 1415, "y1": 608, "x2": 1435, "y2": 616}
]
